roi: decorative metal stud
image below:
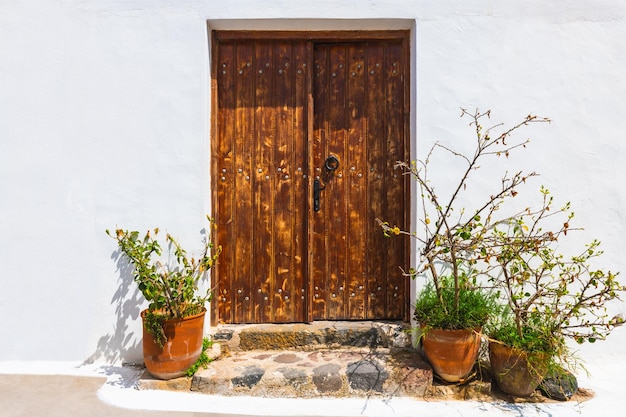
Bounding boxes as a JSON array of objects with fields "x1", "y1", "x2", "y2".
[
  {"x1": 278, "y1": 289, "x2": 282, "y2": 293},
  {"x1": 258, "y1": 168, "x2": 263, "y2": 173},
  {"x1": 245, "y1": 296, "x2": 249, "y2": 301},
  {"x1": 237, "y1": 289, "x2": 242, "y2": 294}
]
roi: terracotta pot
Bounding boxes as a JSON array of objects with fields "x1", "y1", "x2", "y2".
[
  {"x1": 141, "y1": 308, "x2": 206, "y2": 380},
  {"x1": 421, "y1": 327, "x2": 482, "y2": 383},
  {"x1": 489, "y1": 341, "x2": 548, "y2": 397}
]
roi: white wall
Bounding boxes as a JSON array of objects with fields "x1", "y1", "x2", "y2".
[{"x1": 1, "y1": 0, "x2": 625, "y2": 364}]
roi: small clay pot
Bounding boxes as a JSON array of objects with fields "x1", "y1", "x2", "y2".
[
  {"x1": 421, "y1": 327, "x2": 482, "y2": 383},
  {"x1": 489, "y1": 341, "x2": 548, "y2": 397},
  {"x1": 141, "y1": 308, "x2": 206, "y2": 380}
]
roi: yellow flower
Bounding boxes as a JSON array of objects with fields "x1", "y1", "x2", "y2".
[{"x1": 392, "y1": 226, "x2": 401, "y2": 235}]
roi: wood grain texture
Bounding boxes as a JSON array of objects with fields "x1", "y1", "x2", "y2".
[{"x1": 213, "y1": 33, "x2": 409, "y2": 324}]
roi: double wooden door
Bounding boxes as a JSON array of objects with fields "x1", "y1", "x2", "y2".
[{"x1": 212, "y1": 31, "x2": 409, "y2": 325}]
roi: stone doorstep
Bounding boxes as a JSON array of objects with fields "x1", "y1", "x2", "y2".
[
  {"x1": 135, "y1": 321, "x2": 596, "y2": 402},
  {"x1": 138, "y1": 347, "x2": 434, "y2": 399},
  {"x1": 135, "y1": 348, "x2": 596, "y2": 403},
  {"x1": 211, "y1": 321, "x2": 414, "y2": 353}
]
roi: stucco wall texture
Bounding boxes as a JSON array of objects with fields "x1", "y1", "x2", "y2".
[{"x1": 1, "y1": 0, "x2": 625, "y2": 364}]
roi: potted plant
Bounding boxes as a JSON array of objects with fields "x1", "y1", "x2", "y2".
[
  {"x1": 380, "y1": 109, "x2": 549, "y2": 383},
  {"x1": 106, "y1": 216, "x2": 221, "y2": 380},
  {"x1": 487, "y1": 189, "x2": 625, "y2": 397},
  {"x1": 412, "y1": 273, "x2": 499, "y2": 382}
]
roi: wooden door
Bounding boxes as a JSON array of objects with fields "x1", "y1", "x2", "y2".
[{"x1": 212, "y1": 32, "x2": 409, "y2": 325}]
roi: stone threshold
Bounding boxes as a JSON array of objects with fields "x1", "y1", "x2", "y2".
[{"x1": 135, "y1": 321, "x2": 595, "y2": 403}]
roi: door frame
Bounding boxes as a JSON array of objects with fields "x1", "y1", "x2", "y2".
[{"x1": 209, "y1": 30, "x2": 411, "y2": 326}]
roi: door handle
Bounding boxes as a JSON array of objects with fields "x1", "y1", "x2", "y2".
[
  {"x1": 313, "y1": 155, "x2": 340, "y2": 212},
  {"x1": 313, "y1": 179, "x2": 325, "y2": 212}
]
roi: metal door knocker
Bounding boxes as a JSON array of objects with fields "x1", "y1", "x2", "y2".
[
  {"x1": 314, "y1": 155, "x2": 341, "y2": 212},
  {"x1": 324, "y1": 155, "x2": 340, "y2": 172}
]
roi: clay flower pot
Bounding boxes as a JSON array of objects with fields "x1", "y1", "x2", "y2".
[
  {"x1": 141, "y1": 308, "x2": 206, "y2": 380},
  {"x1": 489, "y1": 341, "x2": 548, "y2": 397},
  {"x1": 421, "y1": 327, "x2": 482, "y2": 383}
]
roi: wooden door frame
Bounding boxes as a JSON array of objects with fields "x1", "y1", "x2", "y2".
[{"x1": 210, "y1": 30, "x2": 411, "y2": 326}]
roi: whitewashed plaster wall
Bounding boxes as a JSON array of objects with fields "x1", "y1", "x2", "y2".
[{"x1": 1, "y1": 0, "x2": 625, "y2": 364}]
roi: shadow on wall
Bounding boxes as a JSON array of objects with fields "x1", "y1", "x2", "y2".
[{"x1": 83, "y1": 250, "x2": 144, "y2": 365}]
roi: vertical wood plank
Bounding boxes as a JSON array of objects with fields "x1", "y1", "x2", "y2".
[
  {"x1": 326, "y1": 44, "x2": 347, "y2": 319},
  {"x1": 346, "y1": 43, "x2": 367, "y2": 320},
  {"x1": 233, "y1": 42, "x2": 255, "y2": 323},
  {"x1": 364, "y1": 43, "x2": 387, "y2": 319},
  {"x1": 215, "y1": 42, "x2": 235, "y2": 324},
  {"x1": 254, "y1": 41, "x2": 274, "y2": 323},
  {"x1": 384, "y1": 41, "x2": 407, "y2": 319},
  {"x1": 311, "y1": 44, "x2": 328, "y2": 319}
]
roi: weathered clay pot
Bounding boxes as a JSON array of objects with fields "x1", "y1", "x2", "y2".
[
  {"x1": 421, "y1": 327, "x2": 482, "y2": 383},
  {"x1": 141, "y1": 308, "x2": 205, "y2": 380},
  {"x1": 489, "y1": 341, "x2": 548, "y2": 397}
]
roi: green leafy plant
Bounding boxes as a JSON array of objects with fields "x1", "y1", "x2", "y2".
[
  {"x1": 107, "y1": 216, "x2": 221, "y2": 346},
  {"x1": 379, "y1": 108, "x2": 550, "y2": 329},
  {"x1": 186, "y1": 337, "x2": 214, "y2": 377},
  {"x1": 488, "y1": 187, "x2": 625, "y2": 367},
  {"x1": 414, "y1": 274, "x2": 500, "y2": 330}
]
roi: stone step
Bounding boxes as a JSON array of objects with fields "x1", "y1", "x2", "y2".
[
  {"x1": 190, "y1": 348, "x2": 433, "y2": 398},
  {"x1": 134, "y1": 321, "x2": 529, "y2": 400},
  {"x1": 137, "y1": 347, "x2": 438, "y2": 398},
  {"x1": 212, "y1": 321, "x2": 413, "y2": 353}
]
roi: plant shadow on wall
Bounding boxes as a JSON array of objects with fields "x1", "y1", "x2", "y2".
[
  {"x1": 101, "y1": 217, "x2": 220, "y2": 380},
  {"x1": 379, "y1": 108, "x2": 625, "y2": 399},
  {"x1": 85, "y1": 217, "x2": 220, "y2": 381},
  {"x1": 83, "y1": 250, "x2": 144, "y2": 365}
]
